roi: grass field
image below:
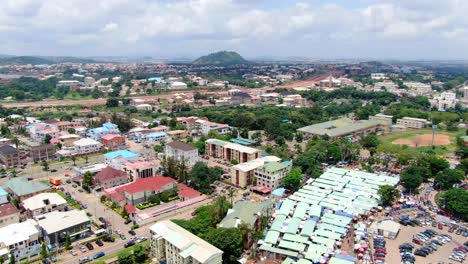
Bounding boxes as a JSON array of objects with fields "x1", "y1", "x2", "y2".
[{"x1": 378, "y1": 128, "x2": 465, "y2": 156}]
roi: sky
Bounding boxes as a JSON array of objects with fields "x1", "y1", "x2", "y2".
[{"x1": 1, "y1": 0, "x2": 468, "y2": 60}]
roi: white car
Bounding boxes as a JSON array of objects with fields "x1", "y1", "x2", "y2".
[{"x1": 80, "y1": 246, "x2": 87, "y2": 252}]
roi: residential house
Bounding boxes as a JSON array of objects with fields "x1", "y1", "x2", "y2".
[
  {"x1": 199, "y1": 121, "x2": 230, "y2": 136},
  {"x1": 254, "y1": 161, "x2": 292, "y2": 190},
  {"x1": 0, "y1": 219, "x2": 41, "y2": 260},
  {"x1": 4, "y1": 178, "x2": 50, "y2": 201},
  {"x1": 73, "y1": 138, "x2": 102, "y2": 155},
  {"x1": 150, "y1": 220, "x2": 223, "y2": 264},
  {"x1": 0, "y1": 203, "x2": 20, "y2": 228},
  {"x1": 87, "y1": 122, "x2": 120, "y2": 141},
  {"x1": 93, "y1": 166, "x2": 128, "y2": 189},
  {"x1": 165, "y1": 141, "x2": 199, "y2": 167},
  {"x1": 21, "y1": 193, "x2": 67, "y2": 218},
  {"x1": 34, "y1": 210, "x2": 91, "y2": 247}
]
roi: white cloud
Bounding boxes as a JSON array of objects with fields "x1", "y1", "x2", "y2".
[{"x1": 0, "y1": 0, "x2": 466, "y2": 59}]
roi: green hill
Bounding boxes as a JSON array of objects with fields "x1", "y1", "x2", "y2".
[
  {"x1": 0, "y1": 56, "x2": 54, "y2": 65},
  {"x1": 192, "y1": 51, "x2": 250, "y2": 65}
]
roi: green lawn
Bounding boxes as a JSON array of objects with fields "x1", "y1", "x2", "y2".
[
  {"x1": 91, "y1": 240, "x2": 150, "y2": 263},
  {"x1": 378, "y1": 128, "x2": 465, "y2": 156}
]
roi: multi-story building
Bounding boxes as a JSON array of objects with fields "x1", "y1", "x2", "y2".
[
  {"x1": 430, "y1": 92, "x2": 457, "y2": 111},
  {"x1": 165, "y1": 141, "x2": 199, "y2": 167},
  {"x1": 254, "y1": 161, "x2": 292, "y2": 190},
  {"x1": 0, "y1": 145, "x2": 20, "y2": 168},
  {"x1": 205, "y1": 139, "x2": 261, "y2": 163},
  {"x1": 230, "y1": 156, "x2": 281, "y2": 188},
  {"x1": 396, "y1": 117, "x2": 429, "y2": 129},
  {"x1": 104, "y1": 149, "x2": 140, "y2": 169},
  {"x1": 87, "y1": 122, "x2": 120, "y2": 141},
  {"x1": 369, "y1": 114, "x2": 393, "y2": 126},
  {"x1": 93, "y1": 166, "x2": 128, "y2": 189},
  {"x1": 150, "y1": 220, "x2": 223, "y2": 264},
  {"x1": 26, "y1": 123, "x2": 60, "y2": 143},
  {"x1": 0, "y1": 203, "x2": 20, "y2": 228},
  {"x1": 199, "y1": 121, "x2": 230, "y2": 136},
  {"x1": 404, "y1": 82, "x2": 432, "y2": 96},
  {"x1": 0, "y1": 219, "x2": 41, "y2": 260},
  {"x1": 101, "y1": 134, "x2": 126, "y2": 150},
  {"x1": 371, "y1": 73, "x2": 387, "y2": 80},
  {"x1": 21, "y1": 193, "x2": 67, "y2": 218},
  {"x1": 73, "y1": 138, "x2": 102, "y2": 155},
  {"x1": 28, "y1": 143, "x2": 55, "y2": 162},
  {"x1": 34, "y1": 210, "x2": 91, "y2": 247},
  {"x1": 122, "y1": 161, "x2": 158, "y2": 180}
]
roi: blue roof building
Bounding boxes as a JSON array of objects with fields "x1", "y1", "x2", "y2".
[
  {"x1": 104, "y1": 150, "x2": 139, "y2": 160},
  {"x1": 87, "y1": 122, "x2": 120, "y2": 141}
]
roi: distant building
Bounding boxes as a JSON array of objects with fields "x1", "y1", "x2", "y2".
[
  {"x1": 21, "y1": 192, "x2": 67, "y2": 218},
  {"x1": 0, "y1": 145, "x2": 20, "y2": 168},
  {"x1": 404, "y1": 82, "x2": 432, "y2": 96},
  {"x1": 170, "y1": 81, "x2": 188, "y2": 90},
  {"x1": 430, "y1": 92, "x2": 457, "y2": 111},
  {"x1": 205, "y1": 139, "x2": 261, "y2": 163},
  {"x1": 83, "y1": 77, "x2": 95, "y2": 87},
  {"x1": 0, "y1": 203, "x2": 19, "y2": 228},
  {"x1": 0, "y1": 219, "x2": 41, "y2": 260},
  {"x1": 165, "y1": 141, "x2": 199, "y2": 167},
  {"x1": 56, "y1": 80, "x2": 83, "y2": 87},
  {"x1": 34, "y1": 210, "x2": 91, "y2": 247},
  {"x1": 396, "y1": 117, "x2": 429, "y2": 129},
  {"x1": 150, "y1": 220, "x2": 223, "y2": 264},
  {"x1": 104, "y1": 149, "x2": 139, "y2": 169},
  {"x1": 297, "y1": 117, "x2": 389, "y2": 140},
  {"x1": 369, "y1": 114, "x2": 393, "y2": 126},
  {"x1": 254, "y1": 161, "x2": 292, "y2": 190},
  {"x1": 371, "y1": 73, "x2": 387, "y2": 80}
]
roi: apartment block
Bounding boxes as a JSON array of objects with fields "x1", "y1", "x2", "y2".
[
  {"x1": 205, "y1": 139, "x2": 261, "y2": 163},
  {"x1": 396, "y1": 117, "x2": 429, "y2": 129}
]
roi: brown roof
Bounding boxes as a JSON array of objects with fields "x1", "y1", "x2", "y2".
[
  {"x1": 0, "y1": 203, "x2": 18, "y2": 217},
  {"x1": 166, "y1": 141, "x2": 196, "y2": 151},
  {"x1": 94, "y1": 166, "x2": 127, "y2": 183}
]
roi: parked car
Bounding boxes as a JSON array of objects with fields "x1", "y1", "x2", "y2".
[
  {"x1": 79, "y1": 256, "x2": 91, "y2": 264},
  {"x1": 124, "y1": 219, "x2": 132, "y2": 224},
  {"x1": 85, "y1": 242, "x2": 94, "y2": 250},
  {"x1": 120, "y1": 235, "x2": 126, "y2": 240},
  {"x1": 96, "y1": 240, "x2": 103, "y2": 247},
  {"x1": 124, "y1": 241, "x2": 135, "y2": 248},
  {"x1": 70, "y1": 250, "x2": 77, "y2": 256},
  {"x1": 128, "y1": 230, "x2": 136, "y2": 236},
  {"x1": 93, "y1": 251, "x2": 105, "y2": 259},
  {"x1": 80, "y1": 246, "x2": 87, "y2": 253},
  {"x1": 103, "y1": 236, "x2": 115, "y2": 242}
]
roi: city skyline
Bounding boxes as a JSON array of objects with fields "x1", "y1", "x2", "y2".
[{"x1": 0, "y1": 0, "x2": 467, "y2": 60}]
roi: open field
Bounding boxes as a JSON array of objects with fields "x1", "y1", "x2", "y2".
[{"x1": 378, "y1": 129, "x2": 465, "y2": 156}]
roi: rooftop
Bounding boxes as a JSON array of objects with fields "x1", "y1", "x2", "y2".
[
  {"x1": 0, "y1": 203, "x2": 18, "y2": 217},
  {"x1": 0, "y1": 219, "x2": 39, "y2": 246},
  {"x1": 0, "y1": 145, "x2": 17, "y2": 154},
  {"x1": 232, "y1": 156, "x2": 281, "y2": 172},
  {"x1": 4, "y1": 178, "x2": 50, "y2": 196},
  {"x1": 259, "y1": 161, "x2": 292, "y2": 173},
  {"x1": 94, "y1": 166, "x2": 127, "y2": 183},
  {"x1": 297, "y1": 118, "x2": 387, "y2": 138},
  {"x1": 123, "y1": 160, "x2": 155, "y2": 170},
  {"x1": 104, "y1": 149, "x2": 139, "y2": 160},
  {"x1": 74, "y1": 138, "x2": 102, "y2": 146},
  {"x1": 101, "y1": 134, "x2": 123, "y2": 141},
  {"x1": 34, "y1": 210, "x2": 90, "y2": 234},
  {"x1": 150, "y1": 220, "x2": 223, "y2": 263},
  {"x1": 166, "y1": 141, "x2": 197, "y2": 152},
  {"x1": 22, "y1": 192, "x2": 67, "y2": 211},
  {"x1": 219, "y1": 199, "x2": 274, "y2": 228},
  {"x1": 116, "y1": 176, "x2": 175, "y2": 194}
]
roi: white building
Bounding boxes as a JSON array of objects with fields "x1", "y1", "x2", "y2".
[
  {"x1": 371, "y1": 73, "x2": 387, "y2": 80},
  {"x1": 56, "y1": 80, "x2": 83, "y2": 87},
  {"x1": 0, "y1": 219, "x2": 41, "y2": 260},
  {"x1": 430, "y1": 92, "x2": 457, "y2": 111},
  {"x1": 150, "y1": 220, "x2": 223, "y2": 264},
  {"x1": 254, "y1": 161, "x2": 292, "y2": 190},
  {"x1": 230, "y1": 156, "x2": 281, "y2": 188},
  {"x1": 21, "y1": 193, "x2": 67, "y2": 218},
  {"x1": 136, "y1": 104, "x2": 153, "y2": 111},
  {"x1": 122, "y1": 161, "x2": 159, "y2": 180},
  {"x1": 404, "y1": 82, "x2": 432, "y2": 96},
  {"x1": 396, "y1": 117, "x2": 429, "y2": 129},
  {"x1": 199, "y1": 120, "x2": 230, "y2": 136},
  {"x1": 170, "y1": 81, "x2": 188, "y2": 90},
  {"x1": 83, "y1": 77, "x2": 96, "y2": 87},
  {"x1": 369, "y1": 114, "x2": 393, "y2": 126},
  {"x1": 165, "y1": 141, "x2": 199, "y2": 167},
  {"x1": 73, "y1": 138, "x2": 102, "y2": 155},
  {"x1": 373, "y1": 80, "x2": 398, "y2": 91}
]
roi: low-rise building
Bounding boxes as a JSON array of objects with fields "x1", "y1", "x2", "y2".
[
  {"x1": 0, "y1": 219, "x2": 41, "y2": 260},
  {"x1": 28, "y1": 143, "x2": 55, "y2": 163},
  {"x1": 254, "y1": 161, "x2": 292, "y2": 190},
  {"x1": 21, "y1": 193, "x2": 67, "y2": 218},
  {"x1": 0, "y1": 187, "x2": 7, "y2": 204},
  {"x1": 369, "y1": 114, "x2": 393, "y2": 126},
  {"x1": 199, "y1": 121, "x2": 230, "y2": 136},
  {"x1": 205, "y1": 139, "x2": 261, "y2": 163},
  {"x1": 104, "y1": 149, "x2": 140, "y2": 169},
  {"x1": 4, "y1": 178, "x2": 50, "y2": 201},
  {"x1": 0, "y1": 145, "x2": 21, "y2": 168},
  {"x1": 87, "y1": 122, "x2": 120, "y2": 141},
  {"x1": 218, "y1": 199, "x2": 274, "y2": 231},
  {"x1": 114, "y1": 176, "x2": 177, "y2": 205},
  {"x1": 0, "y1": 203, "x2": 20, "y2": 228},
  {"x1": 230, "y1": 156, "x2": 281, "y2": 188},
  {"x1": 34, "y1": 210, "x2": 91, "y2": 247},
  {"x1": 396, "y1": 117, "x2": 429, "y2": 129},
  {"x1": 93, "y1": 166, "x2": 128, "y2": 189},
  {"x1": 150, "y1": 220, "x2": 223, "y2": 264},
  {"x1": 73, "y1": 138, "x2": 102, "y2": 155},
  {"x1": 430, "y1": 92, "x2": 458, "y2": 111},
  {"x1": 166, "y1": 130, "x2": 188, "y2": 141},
  {"x1": 165, "y1": 141, "x2": 199, "y2": 167}
]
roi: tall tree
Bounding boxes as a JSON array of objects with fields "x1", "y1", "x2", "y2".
[
  {"x1": 377, "y1": 185, "x2": 400, "y2": 206},
  {"x1": 435, "y1": 169, "x2": 464, "y2": 190},
  {"x1": 82, "y1": 171, "x2": 93, "y2": 192},
  {"x1": 284, "y1": 168, "x2": 304, "y2": 191}
]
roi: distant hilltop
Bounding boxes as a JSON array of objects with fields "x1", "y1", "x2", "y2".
[
  {"x1": 0, "y1": 55, "x2": 98, "y2": 65},
  {"x1": 192, "y1": 51, "x2": 250, "y2": 65}
]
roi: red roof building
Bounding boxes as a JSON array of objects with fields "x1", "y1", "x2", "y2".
[
  {"x1": 101, "y1": 134, "x2": 126, "y2": 150},
  {"x1": 0, "y1": 203, "x2": 20, "y2": 228},
  {"x1": 93, "y1": 166, "x2": 128, "y2": 189},
  {"x1": 114, "y1": 176, "x2": 177, "y2": 205},
  {"x1": 177, "y1": 183, "x2": 201, "y2": 201}
]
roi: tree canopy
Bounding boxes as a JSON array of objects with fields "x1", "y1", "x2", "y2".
[
  {"x1": 283, "y1": 168, "x2": 304, "y2": 191},
  {"x1": 377, "y1": 185, "x2": 400, "y2": 206},
  {"x1": 435, "y1": 169, "x2": 464, "y2": 190},
  {"x1": 437, "y1": 188, "x2": 468, "y2": 220}
]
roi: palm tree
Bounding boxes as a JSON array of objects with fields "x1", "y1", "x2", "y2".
[
  {"x1": 239, "y1": 223, "x2": 253, "y2": 249},
  {"x1": 176, "y1": 159, "x2": 189, "y2": 184},
  {"x1": 71, "y1": 156, "x2": 76, "y2": 166},
  {"x1": 11, "y1": 137, "x2": 20, "y2": 149},
  {"x1": 227, "y1": 188, "x2": 236, "y2": 205}
]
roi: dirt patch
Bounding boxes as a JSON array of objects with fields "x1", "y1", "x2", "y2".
[{"x1": 392, "y1": 134, "x2": 450, "y2": 147}]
